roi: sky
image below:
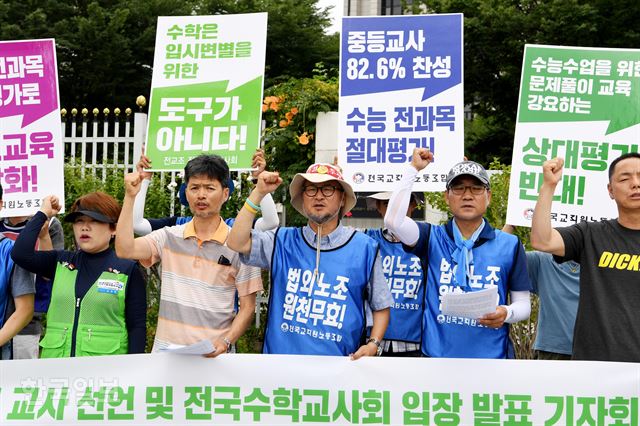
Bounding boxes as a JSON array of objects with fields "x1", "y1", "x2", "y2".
[{"x1": 317, "y1": 0, "x2": 343, "y2": 34}]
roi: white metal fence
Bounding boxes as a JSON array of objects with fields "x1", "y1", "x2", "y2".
[{"x1": 61, "y1": 109, "x2": 183, "y2": 216}]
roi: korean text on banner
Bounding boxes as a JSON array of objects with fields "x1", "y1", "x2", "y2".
[
  {"x1": 146, "y1": 14, "x2": 267, "y2": 171},
  {"x1": 507, "y1": 44, "x2": 640, "y2": 227},
  {"x1": 1, "y1": 354, "x2": 638, "y2": 425},
  {"x1": 0, "y1": 39, "x2": 65, "y2": 216},
  {"x1": 338, "y1": 14, "x2": 464, "y2": 192}
]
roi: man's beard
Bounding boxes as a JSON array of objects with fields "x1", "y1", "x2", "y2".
[
  {"x1": 190, "y1": 206, "x2": 217, "y2": 218},
  {"x1": 306, "y1": 211, "x2": 335, "y2": 224}
]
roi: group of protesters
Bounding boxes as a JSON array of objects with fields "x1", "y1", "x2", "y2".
[{"x1": 0, "y1": 146, "x2": 638, "y2": 363}]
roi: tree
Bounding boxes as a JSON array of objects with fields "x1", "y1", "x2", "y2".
[
  {"x1": 0, "y1": 0, "x2": 338, "y2": 108},
  {"x1": 0, "y1": 0, "x2": 201, "y2": 108},
  {"x1": 408, "y1": 0, "x2": 640, "y2": 164},
  {"x1": 260, "y1": 70, "x2": 339, "y2": 225},
  {"x1": 199, "y1": 0, "x2": 339, "y2": 85}
]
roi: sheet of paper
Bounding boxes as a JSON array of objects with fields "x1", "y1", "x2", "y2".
[
  {"x1": 440, "y1": 286, "x2": 498, "y2": 319},
  {"x1": 161, "y1": 340, "x2": 215, "y2": 355}
]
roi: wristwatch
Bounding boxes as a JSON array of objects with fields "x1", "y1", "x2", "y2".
[
  {"x1": 366, "y1": 337, "x2": 383, "y2": 356},
  {"x1": 223, "y1": 337, "x2": 232, "y2": 353}
]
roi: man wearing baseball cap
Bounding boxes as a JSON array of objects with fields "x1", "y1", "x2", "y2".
[
  {"x1": 228, "y1": 163, "x2": 392, "y2": 359},
  {"x1": 364, "y1": 192, "x2": 425, "y2": 356},
  {"x1": 385, "y1": 148, "x2": 531, "y2": 358}
]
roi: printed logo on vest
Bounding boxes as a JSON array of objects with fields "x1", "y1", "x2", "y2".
[{"x1": 97, "y1": 279, "x2": 125, "y2": 294}]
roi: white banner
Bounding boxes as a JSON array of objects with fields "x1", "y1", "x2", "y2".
[{"x1": 1, "y1": 354, "x2": 638, "y2": 425}]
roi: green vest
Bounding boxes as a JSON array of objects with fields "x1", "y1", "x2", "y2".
[{"x1": 39, "y1": 263, "x2": 129, "y2": 358}]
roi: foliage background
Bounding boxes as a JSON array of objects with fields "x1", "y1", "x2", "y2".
[
  {"x1": 0, "y1": 0, "x2": 338, "y2": 108},
  {"x1": 407, "y1": 0, "x2": 640, "y2": 164}
]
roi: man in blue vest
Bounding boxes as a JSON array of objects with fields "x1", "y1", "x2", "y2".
[
  {"x1": 228, "y1": 163, "x2": 392, "y2": 358},
  {"x1": 0, "y1": 184, "x2": 36, "y2": 360},
  {"x1": 385, "y1": 148, "x2": 532, "y2": 358},
  {"x1": 365, "y1": 192, "x2": 424, "y2": 356}
]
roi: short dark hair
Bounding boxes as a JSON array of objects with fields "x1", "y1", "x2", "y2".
[
  {"x1": 184, "y1": 155, "x2": 230, "y2": 187},
  {"x1": 608, "y1": 152, "x2": 640, "y2": 181},
  {"x1": 0, "y1": 182, "x2": 3, "y2": 200}
]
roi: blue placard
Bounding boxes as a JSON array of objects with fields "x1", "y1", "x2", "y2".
[
  {"x1": 340, "y1": 14, "x2": 462, "y2": 100},
  {"x1": 338, "y1": 14, "x2": 464, "y2": 192}
]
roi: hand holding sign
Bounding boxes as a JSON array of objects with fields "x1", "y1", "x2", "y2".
[
  {"x1": 251, "y1": 149, "x2": 266, "y2": 179},
  {"x1": 411, "y1": 148, "x2": 434, "y2": 172},
  {"x1": 542, "y1": 157, "x2": 565, "y2": 187},
  {"x1": 136, "y1": 151, "x2": 153, "y2": 181}
]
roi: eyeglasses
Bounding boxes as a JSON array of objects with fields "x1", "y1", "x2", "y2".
[
  {"x1": 449, "y1": 184, "x2": 487, "y2": 195},
  {"x1": 303, "y1": 185, "x2": 342, "y2": 197}
]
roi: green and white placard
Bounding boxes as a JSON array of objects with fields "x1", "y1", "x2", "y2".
[
  {"x1": 146, "y1": 13, "x2": 267, "y2": 170},
  {"x1": 507, "y1": 44, "x2": 640, "y2": 227}
]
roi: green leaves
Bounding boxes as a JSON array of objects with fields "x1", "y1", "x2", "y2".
[{"x1": 260, "y1": 76, "x2": 338, "y2": 225}]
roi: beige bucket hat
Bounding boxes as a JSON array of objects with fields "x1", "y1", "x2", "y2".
[{"x1": 289, "y1": 163, "x2": 357, "y2": 218}]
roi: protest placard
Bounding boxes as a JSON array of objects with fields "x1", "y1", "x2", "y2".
[
  {"x1": 338, "y1": 14, "x2": 464, "y2": 192},
  {"x1": 507, "y1": 44, "x2": 640, "y2": 227},
  {"x1": 146, "y1": 14, "x2": 267, "y2": 171},
  {"x1": 0, "y1": 39, "x2": 64, "y2": 216}
]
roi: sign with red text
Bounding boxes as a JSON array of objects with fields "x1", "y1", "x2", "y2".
[{"x1": 0, "y1": 39, "x2": 64, "y2": 216}]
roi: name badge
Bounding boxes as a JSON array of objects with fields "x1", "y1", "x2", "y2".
[{"x1": 97, "y1": 279, "x2": 124, "y2": 294}]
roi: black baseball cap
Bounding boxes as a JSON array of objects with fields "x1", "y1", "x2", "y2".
[{"x1": 64, "y1": 209, "x2": 116, "y2": 224}]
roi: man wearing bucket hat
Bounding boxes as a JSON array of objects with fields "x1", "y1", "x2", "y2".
[
  {"x1": 364, "y1": 191, "x2": 425, "y2": 356},
  {"x1": 385, "y1": 148, "x2": 531, "y2": 358},
  {"x1": 228, "y1": 163, "x2": 392, "y2": 359}
]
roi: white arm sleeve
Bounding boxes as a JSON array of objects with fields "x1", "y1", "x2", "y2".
[
  {"x1": 503, "y1": 290, "x2": 531, "y2": 323},
  {"x1": 254, "y1": 193, "x2": 279, "y2": 231},
  {"x1": 383, "y1": 166, "x2": 420, "y2": 246},
  {"x1": 132, "y1": 178, "x2": 153, "y2": 236}
]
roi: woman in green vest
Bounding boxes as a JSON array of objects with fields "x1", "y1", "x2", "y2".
[{"x1": 12, "y1": 192, "x2": 146, "y2": 357}]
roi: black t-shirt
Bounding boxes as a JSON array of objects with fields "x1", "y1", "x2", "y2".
[{"x1": 557, "y1": 219, "x2": 640, "y2": 362}]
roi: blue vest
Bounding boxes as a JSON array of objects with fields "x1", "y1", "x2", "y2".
[
  {"x1": 265, "y1": 227, "x2": 377, "y2": 356},
  {"x1": 0, "y1": 236, "x2": 13, "y2": 329},
  {"x1": 0, "y1": 224, "x2": 50, "y2": 313},
  {"x1": 176, "y1": 216, "x2": 192, "y2": 225},
  {"x1": 423, "y1": 224, "x2": 519, "y2": 358},
  {"x1": 365, "y1": 229, "x2": 423, "y2": 343}
]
